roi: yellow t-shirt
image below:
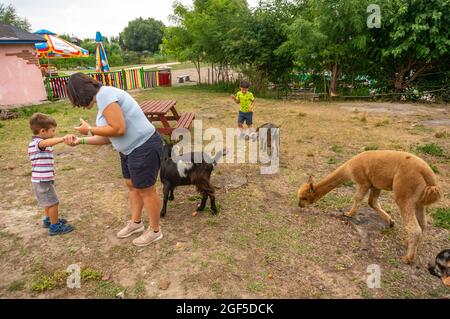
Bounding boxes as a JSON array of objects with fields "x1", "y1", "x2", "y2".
[{"x1": 236, "y1": 91, "x2": 255, "y2": 113}]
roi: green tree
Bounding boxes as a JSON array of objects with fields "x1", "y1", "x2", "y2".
[
  {"x1": 283, "y1": 0, "x2": 372, "y2": 96},
  {"x1": 373, "y1": 0, "x2": 450, "y2": 90},
  {"x1": 58, "y1": 33, "x2": 74, "y2": 43},
  {"x1": 120, "y1": 17, "x2": 165, "y2": 53},
  {"x1": 227, "y1": 0, "x2": 299, "y2": 92},
  {"x1": 192, "y1": 0, "x2": 249, "y2": 82},
  {"x1": 0, "y1": 3, "x2": 31, "y2": 31},
  {"x1": 163, "y1": 0, "x2": 248, "y2": 84},
  {"x1": 163, "y1": 24, "x2": 204, "y2": 81}
]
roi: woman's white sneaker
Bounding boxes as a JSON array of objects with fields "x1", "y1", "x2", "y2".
[
  {"x1": 116, "y1": 221, "x2": 145, "y2": 238},
  {"x1": 132, "y1": 229, "x2": 163, "y2": 246}
]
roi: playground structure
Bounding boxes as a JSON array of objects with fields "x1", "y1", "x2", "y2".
[
  {"x1": 34, "y1": 29, "x2": 172, "y2": 101},
  {"x1": 45, "y1": 67, "x2": 172, "y2": 100}
]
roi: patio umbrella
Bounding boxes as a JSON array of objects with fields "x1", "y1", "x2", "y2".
[
  {"x1": 34, "y1": 29, "x2": 89, "y2": 58},
  {"x1": 95, "y1": 31, "x2": 110, "y2": 72},
  {"x1": 33, "y1": 29, "x2": 89, "y2": 100}
]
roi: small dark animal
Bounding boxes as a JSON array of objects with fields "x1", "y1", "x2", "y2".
[
  {"x1": 428, "y1": 249, "x2": 450, "y2": 287},
  {"x1": 159, "y1": 143, "x2": 223, "y2": 217},
  {"x1": 256, "y1": 122, "x2": 280, "y2": 156}
]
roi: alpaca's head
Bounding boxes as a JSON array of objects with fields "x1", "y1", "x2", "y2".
[{"x1": 297, "y1": 176, "x2": 316, "y2": 208}]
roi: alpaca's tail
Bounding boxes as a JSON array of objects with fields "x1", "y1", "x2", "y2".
[
  {"x1": 419, "y1": 168, "x2": 441, "y2": 205},
  {"x1": 420, "y1": 186, "x2": 441, "y2": 205}
]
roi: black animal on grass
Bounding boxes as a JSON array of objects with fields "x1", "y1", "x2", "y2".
[
  {"x1": 159, "y1": 143, "x2": 223, "y2": 217},
  {"x1": 428, "y1": 249, "x2": 450, "y2": 286}
]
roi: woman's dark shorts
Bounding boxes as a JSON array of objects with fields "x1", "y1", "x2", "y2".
[
  {"x1": 120, "y1": 132, "x2": 163, "y2": 189},
  {"x1": 238, "y1": 111, "x2": 253, "y2": 125}
]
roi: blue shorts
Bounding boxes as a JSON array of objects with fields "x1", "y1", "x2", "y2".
[
  {"x1": 238, "y1": 111, "x2": 253, "y2": 125},
  {"x1": 120, "y1": 132, "x2": 163, "y2": 189}
]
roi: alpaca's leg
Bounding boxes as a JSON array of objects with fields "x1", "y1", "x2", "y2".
[
  {"x1": 169, "y1": 189, "x2": 175, "y2": 201},
  {"x1": 368, "y1": 188, "x2": 395, "y2": 227},
  {"x1": 399, "y1": 202, "x2": 422, "y2": 264},
  {"x1": 415, "y1": 204, "x2": 426, "y2": 231},
  {"x1": 393, "y1": 176, "x2": 423, "y2": 264},
  {"x1": 344, "y1": 184, "x2": 370, "y2": 217}
]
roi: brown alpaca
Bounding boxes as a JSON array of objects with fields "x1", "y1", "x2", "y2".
[{"x1": 297, "y1": 150, "x2": 441, "y2": 264}]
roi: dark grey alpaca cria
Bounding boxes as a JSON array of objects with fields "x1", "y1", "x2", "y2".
[
  {"x1": 256, "y1": 122, "x2": 280, "y2": 156},
  {"x1": 159, "y1": 143, "x2": 223, "y2": 217}
]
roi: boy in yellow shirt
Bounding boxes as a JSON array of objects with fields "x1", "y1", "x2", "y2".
[{"x1": 231, "y1": 81, "x2": 256, "y2": 139}]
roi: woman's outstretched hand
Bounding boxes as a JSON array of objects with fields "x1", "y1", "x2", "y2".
[
  {"x1": 74, "y1": 118, "x2": 90, "y2": 135},
  {"x1": 63, "y1": 134, "x2": 80, "y2": 147}
]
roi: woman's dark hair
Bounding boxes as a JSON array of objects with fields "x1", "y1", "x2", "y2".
[{"x1": 66, "y1": 73, "x2": 102, "y2": 107}]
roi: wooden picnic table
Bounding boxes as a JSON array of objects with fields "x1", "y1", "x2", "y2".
[{"x1": 140, "y1": 99, "x2": 195, "y2": 135}]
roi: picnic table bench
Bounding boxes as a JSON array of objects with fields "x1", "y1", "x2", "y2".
[
  {"x1": 140, "y1": 99, "x2": 195, "y2": 135},
  {"x1": 175, "y1": 112, "x2": 196, "y2": 129},
  {"x1": 288, "y1": 87, "x2": 321, "y2": 101},
  {"x1": 177, "y1": 75, "x2": 190, "y2": 83}
]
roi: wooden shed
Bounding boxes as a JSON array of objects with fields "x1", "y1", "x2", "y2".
[{"x1": 0, "y1": 24, "x2": 47, "y2": 107}]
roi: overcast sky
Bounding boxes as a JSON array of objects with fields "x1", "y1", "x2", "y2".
[{"x1": 10, "y1": 0, "x2": 259, "y2": 39}]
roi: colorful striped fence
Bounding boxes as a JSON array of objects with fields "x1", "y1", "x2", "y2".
[
  {"x1": 45, "y1": 67, "x2": 169, "y2": 100},
  {"x1": 143, "y1": 69, "x2": 158, "y2": 88}
]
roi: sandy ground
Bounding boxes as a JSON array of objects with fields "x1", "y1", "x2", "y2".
[{"x1": 0, "y1": 88, "x2": 449, "y2": 298}]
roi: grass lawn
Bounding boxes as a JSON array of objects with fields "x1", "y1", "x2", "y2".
[{"x1": 0, "y1": 86, "x2": 449, "y2": 298}]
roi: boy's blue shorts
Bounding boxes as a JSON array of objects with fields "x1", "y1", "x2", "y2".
[{"x1": 238, "y1": 111, "x2": 253, "y2": 125}]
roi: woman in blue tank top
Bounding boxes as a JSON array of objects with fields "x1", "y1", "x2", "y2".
[{"x1": 66, "y1": 73, "x2": 164, "y2": 246}]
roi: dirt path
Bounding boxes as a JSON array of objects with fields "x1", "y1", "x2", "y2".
[{"x1": 0, "y1": 91, "x2": 448, "y2": 298}]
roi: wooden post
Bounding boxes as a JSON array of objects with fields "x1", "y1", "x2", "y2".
[
  {"x1": 44, "y1": 77, "x2": 54, "y2": 101},
  {"x1": 140, "y1": 67, "x2": 145, "y2": 88},
  {"x1": 208, "y1": 68, "x2": 210, "y2": 85},
  {"x1": 122, "y1": 69, "x2": 128, "y2": 91}
]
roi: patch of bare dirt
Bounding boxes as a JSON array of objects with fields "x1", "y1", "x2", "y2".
[
  {"x1": 418, "y1": 119, "x2": 450, "y2": 128},
  {"x1": 0, "y1": 91, "x2": 448, "y2": 299},
  {"x1": 340, "y1": 102, "x2": 448, "y2": 116}
]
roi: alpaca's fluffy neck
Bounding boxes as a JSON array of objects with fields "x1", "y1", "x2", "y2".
[{"x1": 313, "y1": 165, "x2": 349, "y2": 202}]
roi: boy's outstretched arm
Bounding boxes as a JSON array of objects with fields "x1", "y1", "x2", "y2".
[
  {"x1": 230, "y1": 95, "x2": 240, "y2": 104},
  {"x1": 38, "y1": 137, "x2": 65, "y2": 149}
]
